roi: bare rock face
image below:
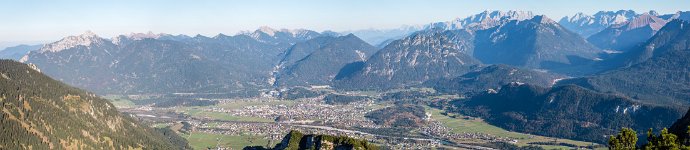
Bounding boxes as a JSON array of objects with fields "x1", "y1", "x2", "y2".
[
  {"x1": 334, "y1": 29, "x2": 481, "y2": 90},
  {"x1": 559, "y1": 10, "x2": 640, "y2": 38},
  {"x1": 587, "y1": 13, "x2": 669, "y2": 51},
  {"x1": 426, "y1": 10, "x2": 536, "y2": 31}
]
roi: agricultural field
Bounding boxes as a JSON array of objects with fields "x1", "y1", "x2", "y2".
[
  {"x1": 183, "y1": 132, "x2": 270, "y2": 150},
  {"x1": 426, "y1": 107, "x2": 601, "y2": 149}
]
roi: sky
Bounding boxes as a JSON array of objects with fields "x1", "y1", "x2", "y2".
[{"x1": 1, "y1": 0, "x2": 689, "y2": 46}]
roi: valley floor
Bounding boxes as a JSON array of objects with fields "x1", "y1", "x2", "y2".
[{"x1": 108, "y1": 89, "x2": 604, "y2": 150}]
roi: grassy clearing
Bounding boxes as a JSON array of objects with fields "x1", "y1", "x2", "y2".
[
  {"x1": 427, "y1": 107, "x2": 528, "y2": 139},
  {"x1": 152, "y1": 123, "x2": 171, "y2": 128},
  {"x1": 184, "y1": 132, "x2": 270, "y2": 150},
  {"x1": 426, "y1": 107, "x2": 598, "y2": 149},
  {"x1": 102, "y1": 95, "x2": 136, "y2": 108}
]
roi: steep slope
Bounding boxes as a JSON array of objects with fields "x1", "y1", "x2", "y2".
[
  {"x1": 426, "y1": 64, "x2": 564, "y2": 94},
  {"x1": 665, "y1": 106, "x2": 690, "y2": 148},
  {"x1": 559, "y1": 10, "x2": 639, "y2": 38},
  {"x1": 0, "y1": 44, "x2": 41, "y2": 60},
  {"x1": 670, "y1": 107, "x2": 690, "y2": 142},
  {"x1": 558, "y1": 20, "x2": 690, "y2": 105},
  {"x1": 426, "y1": 10, "x2": 535, "y2": 30},
  {"x1": 275, "y1": 34, "x2": 377, "y2": 87},
  {"x1": 673, "y1": 11, "x2": 690, "y2": 21},
  {"x1": 453, "y1": 83, "x2": 685, "y2": 143},
  {"x1": 587, "y1": 13, "x2": 668, "y2": 51},
  {"x1": 0, "y1": 60, "x2": 182, "y2": 149},
  {"x1": 473, "y1": 15, "x2": 601, "y2": 69},
  {"x1": 334, "y1": 29, "x2": 482, "y2": 90}
]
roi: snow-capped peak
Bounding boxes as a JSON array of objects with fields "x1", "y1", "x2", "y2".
[
  {"x1": 426, "y1": 10, "x2": 536, "y2": 30},
  {"x1": 111, "y1": 31, "x2": 167, "y2": 45},
  {"x1": 252, "y1": 26, "x2": 314, "y2": 37},
  {"x1": 238, "y1": 27, "x2": 321, "y2": 43},
  {"x1": 126, "y1": 31, "x2": 163, "y2": 39},
  {"x1": 258, "y1": 26, "x2": 278, "y2": 36},
  {"x1": 39, "y1": 31, "x2": 105, "y2": 53},
  {"x1": 595, "y1": 10, "x2": 638, "y2": 26}
]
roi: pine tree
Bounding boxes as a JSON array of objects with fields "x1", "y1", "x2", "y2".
[
  {"x1": 608, "y1": 128, "x2": 637, "y2": 150},
  {"x1": 644, "y1": 128, "x2": 686, "y2": 150}
]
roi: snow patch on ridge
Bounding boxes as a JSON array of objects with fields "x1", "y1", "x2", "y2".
[{"x1": 355, "y1": 50, "x2": 366, "y2": 61}]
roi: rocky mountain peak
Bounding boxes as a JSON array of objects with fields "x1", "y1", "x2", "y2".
[
  {"x1": 627, "y1": 13, "x2": 667, "y2": 30},
  {"x1": 426, "y1": 10, "x2": 536, "y2": 30},
  {"x1": 38, "y1": 31, "x2": 106, "y2": 53},
  {"x1": 257, "y1": 26, "x2": 278, "y2": 36},
  {"x1": 111, "y1": 31, "x2": 167, "y2": 45}
]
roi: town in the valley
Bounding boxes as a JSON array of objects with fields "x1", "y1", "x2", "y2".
[{"x1": 112, "y1": 86, "x2": 599, "y2": 149}]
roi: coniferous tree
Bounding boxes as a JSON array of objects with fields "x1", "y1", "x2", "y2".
[{"x1": 609, "y1": 128, "x2": 637, "y2": 150}]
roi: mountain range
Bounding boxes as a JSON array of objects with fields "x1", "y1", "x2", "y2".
[
  {"x1": 561, "y1": 10, "x2": 690, "y2": 51},
  {"x1": 559, "y1": 10, "x2": 640, "y2": 38},
  {"x1": 559, "y1": 19, "x2": 690, "y2": 105},
  {"x1": 5, "y1": 9, "x2": 690, "y2": 146},
  {"x1": 426, "y1": 10, "x2": 535, "y2": 31},
  {"x1": 0, "y1": 44, "x2": 41, "y2": 61},
  {"x1": 342, "y1": 25, "x2": 422, "y2": 47},
  {"x1": 587, "y1": 13, "x2": 668, "y2": 51},
  {"x1": 14, "y1": 10, "x2": 690, "y2": 100},
  {"x1": 21, "y1": 28, "x2": 334, "y2": 95}
]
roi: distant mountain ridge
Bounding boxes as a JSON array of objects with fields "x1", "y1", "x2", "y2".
[
  {"x1": 22, "y1": 27, "x2": 333, "y2": 95},
  {"x1": 0, "y1": 44, "x2": 41, "y2": 61},
  {"x1": 559, "y1": 20, "x2": 690, "y2": 105},
  {"x1": 342, "y1": 25, "x2": 422, "y2": 46},
  {"x1": 587, "y1": 13, "x2": 669, "y2": 51},
  {"x1": 426, "y1": 10, "x2": 535, "y2": 30},
  {"x1": 336, "y1": 13, "x2": 602, "y2": 90},
  {"x1": 240, "y1": 26, "x2": 325, "y2": 44},
  {"x1": 559, "y1": 10, "x2": 641, "y2": 38}
]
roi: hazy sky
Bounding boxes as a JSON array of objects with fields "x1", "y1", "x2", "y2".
[{"x1": 1, "y1": 0, "x2": 689, "y2": 44}]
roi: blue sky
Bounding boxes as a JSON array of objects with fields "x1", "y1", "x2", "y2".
[{"x1": 1, "y1": 0, "x2": 688, "y2": 44}]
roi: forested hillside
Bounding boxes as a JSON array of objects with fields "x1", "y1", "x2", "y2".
[
  {"x1": 0, "y1": 60, "x2": 185, "y2": 149},
  {"x1": 450, "y1": 83, "x2": 685, "y2": 143}
]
